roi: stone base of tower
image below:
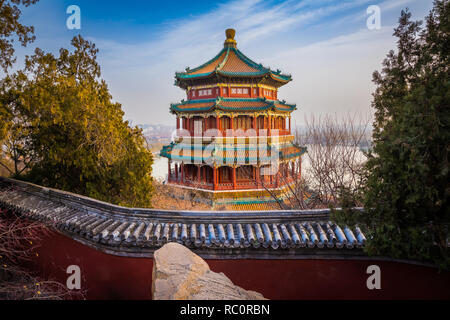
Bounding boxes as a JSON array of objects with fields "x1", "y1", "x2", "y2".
[{"x1": 165, "y1": 182, "x2": 297, "y2": 211}]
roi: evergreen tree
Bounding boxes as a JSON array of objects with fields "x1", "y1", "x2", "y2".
[
  {"x1": 337, "y1": 1, "x2": 449, "y2": 268},
  {"x1": 0, "y1": 36, "x2": 154, "y2": 208},
  {"x1": 0, "y1": 0, "x2": 39, "y2": 142}
]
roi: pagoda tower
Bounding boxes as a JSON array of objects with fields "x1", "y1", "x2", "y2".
[{"x1": 160, "y1": 29, "x2": 306, "y2": 209}]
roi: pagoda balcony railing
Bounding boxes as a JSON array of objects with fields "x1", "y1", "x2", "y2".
[
  {"x1": 167, "y1": 177, "x2": 214, "y2": 190},
  {"x1": 167, "y1": 175, "x2": 299, "y2": 191},
  {"x1": 216, "y1": 182, "x2": 233, "y2": 190},
  {"x1": 176, "y1": 129, "x2": 292, "y2": 138},
  {"x1": 174, "y1": 131, "x2": 294, "y2": 145}
]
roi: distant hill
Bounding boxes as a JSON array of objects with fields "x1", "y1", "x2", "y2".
[{"x1": 137, "y1": 124, "x2": 174, "y2": 153}]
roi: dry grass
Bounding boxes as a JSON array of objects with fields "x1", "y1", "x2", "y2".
[{"x1": 151, "y1": 181, "x2": 213, "y2": 211}]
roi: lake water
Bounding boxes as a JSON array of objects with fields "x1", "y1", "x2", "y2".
[{"x1": 152, "y1": 156, "x2": 168, "y2": 181}]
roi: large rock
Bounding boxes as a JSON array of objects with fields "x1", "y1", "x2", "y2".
[{"x1": 152, "y1": 243, "x2": 266, "y2": 300}]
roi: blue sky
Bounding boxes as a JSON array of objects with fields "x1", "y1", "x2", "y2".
[{"x1": 13, "y1": 0, "x2": 435, "y2": 126}]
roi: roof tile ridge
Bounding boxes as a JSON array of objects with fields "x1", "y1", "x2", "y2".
[
  {"x1": 170, "y1": 98, "x2": 217, "y2": 108},
  {"x1": 180, "y1": 48, "x2": 227, "y2": 75},
  {"x1": 212, "y1": 97, "x2": 221, "y2": 111},
  {"x1": 233, "y1": 48, "x2": 292, "y2": 80},
  {"x1": 216, "y1": 47, "x2": 231, "y2": 72},
  {"x1": 276, "y1": 99, "x2": 297, "y2": 108},
  {"x1": 233, "y1": 47, "x2": 267, "y2": 72}
]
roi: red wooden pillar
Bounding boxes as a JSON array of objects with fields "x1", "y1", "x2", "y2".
[
  {"x1": 176, "y1": 117, "x2": 180, "y2": 130},
  {"x1": 197, "y1": 165, "x2": 201, "y2": 183},
  {"x1": 216, "y1": 116, "x2": 220, "y2": 134},
  {"x1": 256, "y1": 166, "x2": 260, "y2": 188},
  {"x1": 203, "y1": 117, "x2": 207, "y2": 133},
  {"x1": 276, "y1": 168, "x2": 279, "y2": 187},
  {"x1": 232, "y1": 167, "x2": 237, "y2": 190},
  {"x1": 181, "y1": 163, "x2": 185, "y2": 183},
  {"x1": 175, "y1": 163, "x2": 178, "y2": 182},
  {"x1": 289, "y1": 117, "x2": 291, "y2": 134},
  {"x1": 268, "y1": 115, "x2": 272, "y2": 136},
  {"x1": 213, "y1": 167, "x2": 217, "y2": 190},
  {"x1": 168, "y1": 161, "x2": 171, "y2": 182}
]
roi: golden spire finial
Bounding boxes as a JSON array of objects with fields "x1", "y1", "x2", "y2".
[{"x1": 224, "y1": 28, "x2": 237, "y2": 48}]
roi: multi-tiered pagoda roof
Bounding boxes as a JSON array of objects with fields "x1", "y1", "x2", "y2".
[
  {"x1": 175, "y1": 29, "x2": 292, "y2": 89},
  {"x1": 171, "y1": 98, "x2": 296, "y2": 113}
]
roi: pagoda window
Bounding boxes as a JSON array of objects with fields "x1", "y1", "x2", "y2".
[
  {"x1": 205, "y1": 166, "x2": 213, "y2": 184},
  {"x1": 263, "y1": 89, "x2": 275, "y2": 98},
  {"x1": 253, "y1": 88, "x2": 257, "y2": 96},
  {"x1": 192, "y1": 90, "x2": 196, "y2": 98},
  {"x1": 223, "y1": 88, "x2": 227, "y2": 95},
  {"x1": 235, "y1": 116, "x2": 252, "y2": 130},
  {"x1": 219, "y1": 167, "x2": 231, "y2": 183},
  {"x1": 207, "y1": 116, "x2": 216, "y2": 130},
  {"x1": 257, "y1": 116, "x2": 265, "y2": 129},
  {"x1": 231, "y1": 88, "x2": 237, "y2": 94},
  {"x1": 237, "y1": 166, "x2": 253, "y2": 181},
  {"x1": 221, "y1": 116, "x2": 231, "y2": 130},
  {"x1": 193, "y1": 117, "x2": 203, "y2": 135}
]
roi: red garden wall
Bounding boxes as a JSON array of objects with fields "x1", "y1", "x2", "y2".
[{"x1": 29, "y1": 231, "x2": 450, "y2": 300}]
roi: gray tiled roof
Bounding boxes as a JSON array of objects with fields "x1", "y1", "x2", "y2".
[{"x1": 0, "y1": 177, "x2": 367, "y2": 258}]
